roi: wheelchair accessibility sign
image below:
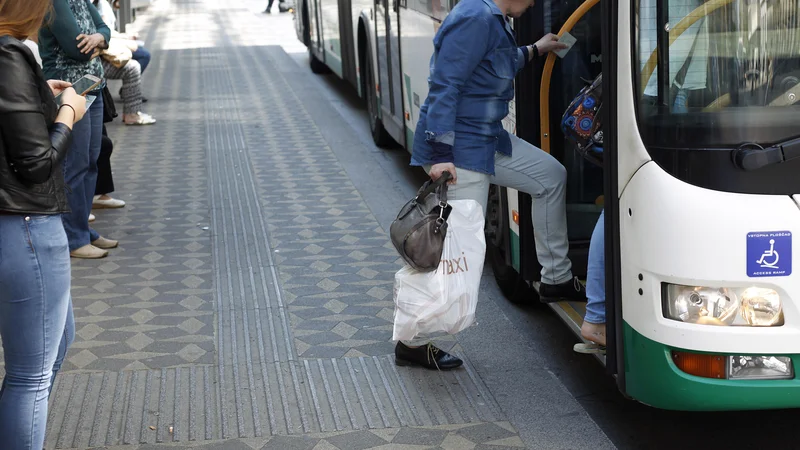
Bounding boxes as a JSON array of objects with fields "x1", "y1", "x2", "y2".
[{"x1": 747, "y1": 231, "x2": 792, "y2": 277}]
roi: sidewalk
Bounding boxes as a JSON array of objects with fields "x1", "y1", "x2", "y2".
[
  {"x1": 0, "y1": 0, "x2": 614, "y2": 448},
  {"x1": 27, "y1": 1, "x2": 524, "y2": 448}
]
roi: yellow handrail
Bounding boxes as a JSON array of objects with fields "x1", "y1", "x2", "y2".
[{"x1": 539, "y1": 0, "x2": 599, "y2": 154}]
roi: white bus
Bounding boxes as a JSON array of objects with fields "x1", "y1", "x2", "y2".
[{"x1": 295, "y1": 0, "x2": 800, "y2": 410}]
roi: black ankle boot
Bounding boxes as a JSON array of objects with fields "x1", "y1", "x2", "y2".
[
  {"x1": 395, "y1": 342, "x2": 463, "y2": 370},
  {"x1": 539, "y1": 276, "x2": 587, "y2": 303}
]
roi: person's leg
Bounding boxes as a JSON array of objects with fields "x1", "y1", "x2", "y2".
[
  {"x1": 62, "y1": 108, "x2": 94, "y2": 252},
  {"x1": 118, "y1": 60, "x2": 144, "y2": 118},
  {"x1": 93, "y1": 127, "x2": 126, "y2": 209},
  {"x1": 131, "y1": 45, "x2": 151, "y2": 74},
  {"x1": 95, "y1": 125, "x2": 115, "y2": 197},
  {"x1": 49, "y1": 296, "x2": 75, "y2": 397},
  {"x1": 576, "y1": 210, "x2": 606, "y2": 351},
  {"x1": 0, "y1": 215, "x2": 71, "y2": 450},
  {"x1": 86, "y1": 95, "x2": 105, "y2": 245},
  {"x1": 84, "y1": 96, "x2": 119, "y2": 250},
  {"x1": 394, "y1": 167, "x2": 490, "y2": 370},
  {"x1": 492, "y1": 134, "x2": 585, "y2": 301},
  {"x1": 265, "y1": 0, "x2": 275, "y2": 12}
]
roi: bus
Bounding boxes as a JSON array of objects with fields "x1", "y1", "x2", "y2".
[{"x1": 294, "y1": 0, "x2": 800, "y2": 411}]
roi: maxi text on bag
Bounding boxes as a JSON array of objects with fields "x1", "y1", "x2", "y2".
[{"x1": 392, "y1": 199, "x2": 486, "y2": 341}]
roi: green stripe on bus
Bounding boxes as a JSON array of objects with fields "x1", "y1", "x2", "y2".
[
  {"x1": 510, "y1": 229, "x2": 520, "y2": 273},
  {"x1": 624, "y1": 322, "x2": 800, "y2": 411}
]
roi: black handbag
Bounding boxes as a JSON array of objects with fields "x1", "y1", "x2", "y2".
[
  {"x1": 101, "y1": 86, "x2": 117, "y2": 123},
  {"x1": 389, "y1": 172, "x2": 453, "y2": 272}
]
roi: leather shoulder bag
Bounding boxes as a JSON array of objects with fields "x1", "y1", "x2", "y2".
[{"x1": 389, "y1": 172, "x2": 453, "y2": 272}]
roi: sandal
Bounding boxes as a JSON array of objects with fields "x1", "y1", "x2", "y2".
[
  {"x1": 573, "y1": 342, "x2": 606, "y2": 354},
  {"x1": 124, "y1": 112, "x2": 156, "y2": 125}
]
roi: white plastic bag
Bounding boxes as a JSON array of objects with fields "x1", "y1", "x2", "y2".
[{"x1": 392, "y1": 199, "x2": 486, "y2": 341}]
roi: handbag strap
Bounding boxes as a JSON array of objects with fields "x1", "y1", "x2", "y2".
[{"x1": 415, "y1": 171, "x2": 452, "y2": 204}]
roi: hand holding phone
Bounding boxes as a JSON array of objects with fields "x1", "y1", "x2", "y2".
[{"x1": 55, "y1": 74, "x2": 102, "y2": 105}]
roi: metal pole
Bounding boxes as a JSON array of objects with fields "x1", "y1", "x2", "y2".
[{"x1": 117, "y1": 0, "x2": 133, "y2": 33}]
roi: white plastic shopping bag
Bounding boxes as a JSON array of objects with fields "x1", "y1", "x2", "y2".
[{"x1": 392, "y1": 199, "x2": 486, "y2": 341}]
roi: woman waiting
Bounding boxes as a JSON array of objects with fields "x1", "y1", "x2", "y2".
[
  {"x1": 93, "y1": 0, "x2": 156, "y2": 125},
  {"x1": 39, "y1": 0, "x2": 119, "y2": 258},
  {"x1": 0, "y1": 0, "x2": 88, "y2": 446}
]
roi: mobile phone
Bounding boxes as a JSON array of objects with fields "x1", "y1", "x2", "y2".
[{"x1": 55, "y1": 74, "x2": 103, "y2": 104}]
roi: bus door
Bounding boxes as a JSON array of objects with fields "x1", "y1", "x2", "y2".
[
  {"x1": 375, "y1": 0, "x2": 406, "y2": 144},
  {"x1": 512, "y1": 1, "x2": 604, "y2": 310}
]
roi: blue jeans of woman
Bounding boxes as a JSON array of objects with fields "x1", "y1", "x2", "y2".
[
  {"x1": 585, "y1": 210, "x2": 605, "y2": 324},
  {"x1": 0, "y1": 214, "x2": 72, "y2": 450},
  {"x1": 62, "y1": 93, "x2": 104, "y2": 250},
  {"x1": 131, "y1": 45, "x2": 151, "y2": 74}
]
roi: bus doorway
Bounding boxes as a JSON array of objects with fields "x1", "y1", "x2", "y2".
[{"x1": 488, "y1": 0, "x2": 604, "y2": 313}]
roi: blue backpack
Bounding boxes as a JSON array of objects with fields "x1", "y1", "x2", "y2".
[{"x1": 561, "y1": 73, "x2": 603, "y2": 168}]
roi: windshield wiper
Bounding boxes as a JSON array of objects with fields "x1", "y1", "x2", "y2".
[{"x1": 733, "y1": 137, "x2": 800, "y2": 171}]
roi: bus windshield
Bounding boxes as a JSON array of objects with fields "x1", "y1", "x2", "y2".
[{"x1": 635, "y1": 0, "x2": 800, "y2": 149}]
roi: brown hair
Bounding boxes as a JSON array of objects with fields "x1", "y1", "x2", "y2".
[{"x1": 0, "y1": 0, "x2": 52, "y2": 40}]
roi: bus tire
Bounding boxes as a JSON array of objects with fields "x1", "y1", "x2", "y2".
[
  {"x1": 362, "y1": 51, "x2": 393, "y2": 148},
  {"x1": 309, "y1": 48, "x2": 330, "y2": 74},
  {"x1": 486, "y1": 185, "x2": 539, "y2": 305}
]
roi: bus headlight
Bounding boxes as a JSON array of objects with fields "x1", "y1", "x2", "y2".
[
  {"x1": 664, "y1": 284, "x2": 783, "y2": 326},
  {"x1": 729, "y1": 355, "x2": 793, "y2": 380},
  {"x1": 666, "y1": 285, "x2": 739, "y2": 326},
  {"x1": 740, "y1": 287, "x2": 784, "y2": 326}
]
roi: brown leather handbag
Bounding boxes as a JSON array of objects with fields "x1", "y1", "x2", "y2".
[{"x1": 389, "y1": 172, "x2": 453, "y2": 272}]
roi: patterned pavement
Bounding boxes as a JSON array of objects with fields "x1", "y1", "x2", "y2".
[{"x1": 0, "y1": 0, "x2": 537, "y2": 448}]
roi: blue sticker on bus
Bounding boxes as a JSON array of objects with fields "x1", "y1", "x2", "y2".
[{"x1": 747, "y1": 231, "x2": 792, "y2": 277}]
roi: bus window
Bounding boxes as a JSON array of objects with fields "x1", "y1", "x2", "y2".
[{"x1": 635, "y1": 0, "x2": 800, "y2": 148}]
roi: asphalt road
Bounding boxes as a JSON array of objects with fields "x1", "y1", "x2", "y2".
[{"x1": 287, "y1": 50, "x2": 800, "y2": 450}]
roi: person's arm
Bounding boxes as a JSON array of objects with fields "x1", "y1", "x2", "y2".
[
  {"x1": 88, "y1": 0, "x2": 112, "y2": 46},
  {"x1": 46, "y1": 0, "x2": 95, "y2": 61},
  {"x1": 0, "y1": 46, "x2": 73, "y2": 184},
  {"x1": 516, "y1": 44, "x2": 538, "y2": 71},
  {"x1": 423, "y1": 13, "x2": 490, "y2": 164}
]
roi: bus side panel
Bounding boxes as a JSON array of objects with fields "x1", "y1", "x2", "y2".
[
  {"x1": 397, "y1": 9, "x2": 437, "y2": 151},
  {"x1": 320, "y1": 0, "x2": 344, "y2": 76}
]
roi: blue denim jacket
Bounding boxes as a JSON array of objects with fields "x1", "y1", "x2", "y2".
[{"x1": 411, "y1": 0, "x2": 532, "y2": 175}]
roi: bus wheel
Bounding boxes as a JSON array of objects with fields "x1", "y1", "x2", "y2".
[
  {"x1": 363, "y1": 53, "x2": 393, "y2": 148},
  {"x1": 309, "y1": 48, "x2": 330, "y2": 74},
  {"x1": 486, "y1": 185, "x2": 539, "y2": 305}
]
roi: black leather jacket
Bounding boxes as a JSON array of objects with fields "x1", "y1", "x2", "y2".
[{"x1": 0, "y1": 36, "x2": 72, "y2": 215}]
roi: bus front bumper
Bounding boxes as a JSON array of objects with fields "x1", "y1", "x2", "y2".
[{"x1": 624, "y1": 322, "x2": 800, "y2": 411}]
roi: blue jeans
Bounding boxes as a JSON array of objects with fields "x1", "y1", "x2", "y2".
[
  {"x1": 132, "y1": 45, "x2": 151, "y2": 74},
  {"x1": 585, "y1": 210, "x2": 605, "y2": 324},
  {"x1": 62, "y1": 93, "x2": 103, "y2": 250},
  {"x1": 0, "y1": 214, "x2": 72, "y2": 450}
]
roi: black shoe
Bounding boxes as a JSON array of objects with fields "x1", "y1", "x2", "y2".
[
  {"x1": 395, "y1": 342, "x2": 463, "y2": 370},
  {"x1": 142, "y1": 96, "x2": 148, "y2": 103},
  {"x1": 278, "y1": 4, "x2": 290, "y2": 12},
  {"x1": 263, "y1": 7, "x2": 271, "y2": 13},
  {"x1": 539, "y1": 276, "x2": 587, "y2": 303}
]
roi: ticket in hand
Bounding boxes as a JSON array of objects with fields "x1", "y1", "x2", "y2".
[{"x1": 553, "y1": 32, "x2": 578, "y2": 59}]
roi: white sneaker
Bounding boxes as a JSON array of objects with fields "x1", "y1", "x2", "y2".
[
  {"x1": 93, "y1": 195, "x2": 126, "y2": 209},
  {"x1": 89, "y1": 213, "x2": 96, "y2": 222}
]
